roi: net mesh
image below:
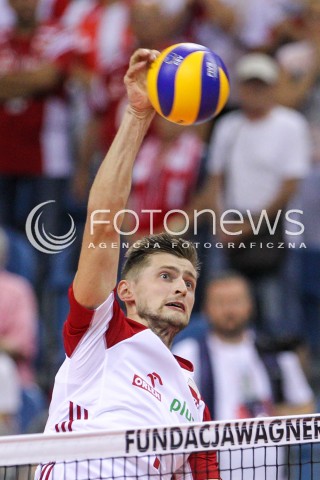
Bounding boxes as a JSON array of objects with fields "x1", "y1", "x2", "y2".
[{"x1": 1, "y1": 414, "x2": 320, "y2": 480}]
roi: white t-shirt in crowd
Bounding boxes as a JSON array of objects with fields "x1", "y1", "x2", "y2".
[
  {"x1": 173, "y1": 332, "x2": 314, "y2": 480},
  {"x1": 207, "y1": 106, "x2": 311, "y2": 213},
  {"x1": 173, "y1": 333, "x2": 313, "y2": 419}
]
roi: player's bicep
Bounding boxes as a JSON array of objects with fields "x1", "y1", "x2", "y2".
[{"x1": 73, "y1": 217, "x2": 120, "y2": 309}]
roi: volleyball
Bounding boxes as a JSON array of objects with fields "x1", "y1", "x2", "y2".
[{"x1": 147, "y1": 43, "x2": 230, "y2": 125}]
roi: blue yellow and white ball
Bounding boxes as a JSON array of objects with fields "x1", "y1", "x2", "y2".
[{"x1": 147, "y1": 43, "x2": 230, "y2": 125}]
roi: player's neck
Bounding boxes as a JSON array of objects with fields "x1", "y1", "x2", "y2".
[
  {"x1": 128, "y1": 310, "x2": 179, "y2": 348},
  {"x1": 148, "y1": 322, "x2": 180, "y2": 349}
]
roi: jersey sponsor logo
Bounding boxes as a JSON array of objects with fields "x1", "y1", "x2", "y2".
[
  {"x1": 147, "y1": 372, "x2": 163, "y2": 388},
  {"x1": 132, "y1": 374, "x2": 161, "y2": 401},
  {"x1": 170, "y1": 398, "x2": 194, "y2": 422}
]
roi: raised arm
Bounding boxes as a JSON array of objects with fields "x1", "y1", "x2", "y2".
[{"x1": 73, "y1": 49, "x2": 158, "y2": 309}]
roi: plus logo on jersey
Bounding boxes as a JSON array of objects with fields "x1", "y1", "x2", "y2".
[{"x1": 132, "y1": 372, "x2": 163, "y2": 401}]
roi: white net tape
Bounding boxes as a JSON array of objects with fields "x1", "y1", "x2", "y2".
[{"x1": 0, "y1": 414, "x2": 319, "y2": 467}]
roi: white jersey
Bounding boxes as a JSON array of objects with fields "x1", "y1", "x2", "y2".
[{"x1": 36, "y1": 287, "x2": 219, "y2": 479}]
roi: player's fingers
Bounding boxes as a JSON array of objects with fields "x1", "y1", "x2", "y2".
[
  {"x1": 150, "y1": 49, "x2": 160, "y2": 61},
  {"x1": 128, "y1": 48, "x2": 158, "y2": 68},
  {"x1": 125, "y1": 49, "x2": 160, "y2": 83},
  {"x1": 128, "y1": 49, "x2": 149, "y2": 67},
  {"x1": 124, "y1": 60, "x2": 147, "y2": 82}
]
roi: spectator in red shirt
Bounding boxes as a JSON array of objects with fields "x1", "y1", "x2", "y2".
[{"x1": 0, "y1": 0, "x2": 75, "y2": 233}]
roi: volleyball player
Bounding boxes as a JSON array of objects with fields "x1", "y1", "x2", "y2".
[{"x1": 35, "y1": 49, "x2": 220, "y2": 480}]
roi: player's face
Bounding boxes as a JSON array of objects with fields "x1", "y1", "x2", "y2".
[
  {"x1": 205, "y1": 278, "x2": 253, "y2": 339},
  {"x1": 132, "y1": 253, "x2": 197, "y2": 332}
]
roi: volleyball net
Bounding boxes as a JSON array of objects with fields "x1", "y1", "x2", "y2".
[{"x1": 1, "y1": 413, "x2": 320, "y2": 480}]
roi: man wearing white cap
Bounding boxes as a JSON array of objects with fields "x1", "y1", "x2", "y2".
[{"x1": 194, "y1": 53, "x2": 311, "y2": 333}]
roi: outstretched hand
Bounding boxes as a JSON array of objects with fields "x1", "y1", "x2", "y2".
[{"x1": 124, "y1": 48, "x2": 160, "y2": 112}]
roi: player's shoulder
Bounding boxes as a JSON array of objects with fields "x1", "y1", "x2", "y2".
[
  {"x1": 174, "y1": 353, "x2": 195, "y2": 372},
  {"x1": 68, "y1": 283, "x2": 115, "y2": 319},
  {"x1": 103, "y1": 293, "x2": 149, "y2": 349}
]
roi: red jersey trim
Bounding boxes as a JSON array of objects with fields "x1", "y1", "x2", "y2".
[
  {"x1": 188, "y1": 405, "x2": 220, "y2": 479},
  {"x1": 63, "y1": 285, "x2": 148, "y2": 357},
  {"x1": 63, "y1": 287, "x2": 194, "y2": 374},
  {"x1": 105, "y1": 297, "x2": 148, "y2": 348},
  {"x1": 174, "y1": 354, "x2": 194, "y2": 372},
  {"x1": 63, "y1": 285, "x2": 96, "y2": 357}
]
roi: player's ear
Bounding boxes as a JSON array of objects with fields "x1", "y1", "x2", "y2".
[{"x1": 117, "y1": 280, "x2": 135, "y2": 302}]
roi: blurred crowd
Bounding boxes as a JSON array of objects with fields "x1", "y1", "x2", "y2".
[{"x1": 0, "y1": 0, "x2": 319, "y2": 446}]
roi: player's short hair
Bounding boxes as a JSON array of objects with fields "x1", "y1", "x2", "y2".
[{"x1": 121, "y1": 232, "x2": 200, "y2": 279}]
